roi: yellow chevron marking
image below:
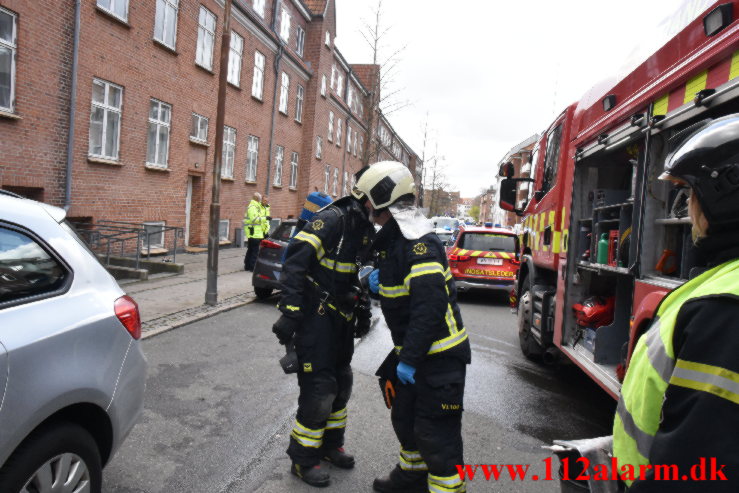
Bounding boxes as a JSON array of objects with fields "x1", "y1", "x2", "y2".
[
  {"x1": 549, "y1": 210, "x2": 555, "y2": 227},
  {"x1": 731, "y1": 51, "x2": 739, "y2": 80},
  {"x1": 684, "y1": 71, "x2": 707, "y2": 104},
  {"x1": 552, "y1": 231, "x2": 562, "y2": 254},
  {"x1": 653, "y1": 93, "x2": 669, "y2": 116}
]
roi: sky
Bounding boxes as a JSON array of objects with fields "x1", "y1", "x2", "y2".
[{"x1": 335, "y1": 0, "x2": 706, "y2": 197}]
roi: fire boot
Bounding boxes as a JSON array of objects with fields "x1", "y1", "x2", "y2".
[
  {"x1": 291, "y1": 463, "x2": 330, "y2": 488},
  {"x1": 373, "y1": 465, "x2": 427, "y2": 493},
  {"x1": 322, "y1": 447, "x2": 355, "y2": 469}
]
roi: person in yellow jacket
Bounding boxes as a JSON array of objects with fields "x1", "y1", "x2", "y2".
[
  {"x1": 261, "y1": 195, "x2": 271, "y2": 238},
  {"x1": 244, "y1": 192, "x2": 266, "y2": 271},
  {"x1": 613, "y1": 115, "x2": 739, "y2": 491}
]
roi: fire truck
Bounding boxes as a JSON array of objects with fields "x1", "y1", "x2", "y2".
[{"x1": 498, "y1": 0, "x2": 739, "y2": 398}]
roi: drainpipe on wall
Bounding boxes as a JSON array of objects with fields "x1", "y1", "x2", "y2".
[
  {"x1": 264, "y1": 0, "x2": 284, "y2": 197},
  {"x1": 340, "y1": 116, "x2": 349, "y2": 192},
  {"x1": 64, "y1": 0, "x2": 81, "y2": 212}
]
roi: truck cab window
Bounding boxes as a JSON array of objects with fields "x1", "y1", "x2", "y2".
[{"x1": 542, "y1": 125, "x2": 562, "y2": 194}]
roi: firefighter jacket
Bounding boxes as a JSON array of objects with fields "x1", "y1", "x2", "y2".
[
  {"x1": 243, "y1": 199, "x2": 266, "y2": 239},
  {"x1": 613, "y1": 232, "x2": 739, "y2": 491},
  {"x1": 278, "y1": 197, "x2": 374, "y2": 319},
  {"x1": 374, "y1": 219, "x2": 471, "y2": 368}
]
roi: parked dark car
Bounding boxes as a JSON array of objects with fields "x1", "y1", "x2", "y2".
[{"x1": 252, "y1": 219, "x2": 298, "y2": 299}]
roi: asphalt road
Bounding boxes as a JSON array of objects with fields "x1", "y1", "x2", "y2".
[{"x1": 103, "y1": 290, "x2": 615, "y2": 492}]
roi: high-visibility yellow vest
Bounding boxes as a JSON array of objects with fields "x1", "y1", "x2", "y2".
[
  {"x1": 243, "y1": 200, "x2": 266, "y2": 239},
  {"x1": 613, "y1": 258, "x2": 739, "y2": 485}
]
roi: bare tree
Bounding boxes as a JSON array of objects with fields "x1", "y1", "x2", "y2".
[{"x1": 359, "y1": 0, "x2": 408, "y2": 167}]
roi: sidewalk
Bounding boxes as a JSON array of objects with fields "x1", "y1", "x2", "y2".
[{"x1": 121, "y1": 247, "x2": 257, "y2": 338}]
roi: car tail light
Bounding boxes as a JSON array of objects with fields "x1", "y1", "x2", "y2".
[
  {"x1": 115, "y1": 295, "x2": 141, "y2": 340},
  {"x1": 260, "y1": 239, "x2": 281, "y2": 249},
  {"x1": 449, "y1": 254, "x2": 470, "y2": 262},
  {"x1": 257, "y1": 274, "x2": 270, "y2": 280}
]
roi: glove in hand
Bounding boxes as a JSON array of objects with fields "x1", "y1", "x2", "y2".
[
  {"x1": 272, "y1": 315, "x2": 299, "y2": 345},
  {"x1": 369, "y1": 269, "x2": 380, "y2": 294},
  {"x1": 396, "y1": 361, "x2": 416, "y2": 385}
]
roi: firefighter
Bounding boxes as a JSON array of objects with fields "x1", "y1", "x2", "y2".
[
  {"x1": 355, "y1": 161, "x2": 471, "y2": 493},
  {"x1": 613, "y1": 115, "x2": 739, "y2": 491},
  {"x1": 271, "y1": 172, "x2": 374, "y2": 487},
  {"x1": 243, "y1": 192, "x2": 266, "y2": 271}
]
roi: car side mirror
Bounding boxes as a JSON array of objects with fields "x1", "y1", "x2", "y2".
[{"x1": 499, "y1": 178, "x2": 533, "y2": 216}]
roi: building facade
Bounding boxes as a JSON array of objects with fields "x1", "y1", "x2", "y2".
[
  {"x1": 0, "y1": 0, "x2": 420, "y2": 247},
  {"x1": 492, "y1": 134, "x2": 538, "y2": 228}
]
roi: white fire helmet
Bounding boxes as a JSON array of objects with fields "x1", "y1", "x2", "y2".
[{"x1": 351, "y1": 161, "x2": 416, "y2": 209}]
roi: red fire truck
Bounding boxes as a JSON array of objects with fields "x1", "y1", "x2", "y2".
[{"x1": 498, "y1": 0, "x2": 739, "y2": 398}]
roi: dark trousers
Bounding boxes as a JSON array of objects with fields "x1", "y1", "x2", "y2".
[
  {"x1": 390, "y1": 361, "x2": 466, "y2": 489},
  {"x1": 244, "y1": 237, "x2": 261, "y2": 271},
  {"x1": 287, "y1": 305, "x2": 355, "y2": 467}
]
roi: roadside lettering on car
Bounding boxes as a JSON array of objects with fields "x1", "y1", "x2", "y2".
[{"x1": 463, "y1": 269, "x2": 515, "y2": 277}]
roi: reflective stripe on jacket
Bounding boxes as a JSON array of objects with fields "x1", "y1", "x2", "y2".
[{"x1": 613, "y1": 258, "x2": 739, "y2": 485}]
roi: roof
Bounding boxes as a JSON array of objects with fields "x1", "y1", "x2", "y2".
[
  {"x1": 303, "y1": 0, "x2": 327, "y2": 14},
  {"x1": 497, "y1": 133, "x2": 539, "y2": 165}
]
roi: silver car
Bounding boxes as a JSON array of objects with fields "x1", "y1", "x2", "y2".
[{"x1": 0, "y1": 191, "x2": 147, "y2": 493}]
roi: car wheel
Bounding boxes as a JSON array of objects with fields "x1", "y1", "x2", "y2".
[
  {"x1": 254, "y1": 287, "x2": 273, "y2": 299},
  {"x1": 0, "y1": 422, "x2": 102, "y2": 493},
  {"x1": 517, "y1": 277, "x2": 543, "y2": 361}
]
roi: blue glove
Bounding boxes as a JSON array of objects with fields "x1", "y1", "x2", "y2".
[
  {"x1": 369, "y1": 269, "x2": 380, "y2": 294},
  {"x1": 396, "y1": 361, "x2": 416, "y2": 385}
]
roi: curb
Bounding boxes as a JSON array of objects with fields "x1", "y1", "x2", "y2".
[{"x1": 141, "y1": 293, "x2": 257, "y2": 339}]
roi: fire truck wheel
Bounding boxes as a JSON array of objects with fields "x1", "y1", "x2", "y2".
[{"x1": 517, "y1": 277, "x2": 543, "y2": 361}]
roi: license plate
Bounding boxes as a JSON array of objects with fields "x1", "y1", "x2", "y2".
[{"x1": 478, "y1": 258, "x2": 503, "y2": 265}]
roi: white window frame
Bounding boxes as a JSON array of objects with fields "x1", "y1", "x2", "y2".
[
  {"x1": 222, "y1": 125, "x2": 236, "y2": 179},
  {"x1": 316, "y1": 136, "x2": 322, "y2": 159},
  {"x1": 252, "y1": 51, "x2": 265, "y2": 99},
  {"x1": 190, "y1": 113, "x2": 208, "y2": 143},
  {"x1": 332, "y1": 167, "x2": 339, "y2": 196},
  {"x1": 321, "y1": 75, "x2": 327, "y2": 97},
  {"x1": 274, "y1": 145, "x2": 284, "y2": 186},
  {"x1": 295, "y1": 84, "x2": 304, "y2": 123},
  {"x1": 196, "y1": 6, "x2": 216, "y2": 71},
  {"x1": 246, "y1": 135, "x2": 259, "y2": 182},
  {"x1": 330, "y1": 65, "x2": 336, "y2": 90},
  {"x1": 346, "y1": 126, "x2": 351, "y2": 150},
  {"x1": 218, "y1": 219, "x2": 230, "y2": 242},
  {"x1": 296, "y1": 26, "x2": 305, "y2": 57},
  {"x1": 227, "y1": 31, "x2": 243, "y2": 86},
  {"x1": 328, "y1": 112, "x2": 334, "y2": 142},
  {"x1": 336, "y1": 118, "x2": 342, "y2": 147},
  {"x1": 0, "y1": 7, "x2": 17, "y2": 113},
  {"x1": 280, "y1": 8, "x2": 291, "y2": 42},
  {"x1": 336, "y1": 74, "x2": 343, "y2": 98},
  {"x1": 88, "y1": 78, "x2": 123, "y2": 160},
  {"x1": 325, "y1": 30, "x2": 330, "y2": 46},
  {"x1": 353, "y1": 132, "x2": 358, "y2": 156},
  {"x1": 359, "y1": 136, "x2": 364, "y2": 156},
  {"x1": 143, "y1": 221, "x2": 165, "y2": 249},
  {"x1": 290, "y1": 152, "x2": 299, "y2": 189},
  {"x1": 343, "y1": 170, "x2": 349, "y2": 196},
  {"x1": 97, "y1": 0, "x2": 129, "y2": 22},
  {"x1": 347, "y1": 86, "x2": 353, "y2": 110},
  {"x1": 279, "y1": 72, "x2": 289, "y2": 114},
  {"x1": 252, "y1": 0, "x2": 265, "y2": 18},
  {"x1": 324, "y1": 165, "x2": 330, "y2": 194},
  {"x1": 146, "y1": 99, "x2": 172, "y2": 169},
  {"x1": 153, "y1": 0, "x2": 179, "y2": 49}
]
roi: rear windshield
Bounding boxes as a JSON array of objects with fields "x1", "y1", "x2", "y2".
[
  {"x1": 273, "y1": 223, "x2": 297, "y2": 242},
  {"x1": 460, "y1": 233, "x2": 516, "y2": 252},
  {"x1": 432, "y1": 217, "x2": 459, "y2": 230}
]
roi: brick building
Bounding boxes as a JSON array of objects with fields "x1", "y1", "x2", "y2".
[
  {"x1": 0, "y1": 0, "x2": 420, "y2": 247},
  {"x1": 492, "y1": 134, "x2": 538, "y2": 228}
]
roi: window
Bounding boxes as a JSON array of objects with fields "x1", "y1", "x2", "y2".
[
  {"x1": 332, "y1": 167, "x2": 339, "y2": 196},
  {"x1": 196, "y1": 6, "x2": 216, "y2": 70},
  {"x1": 330, "y1": 65, "x2": 336, "y2": 90},
  {"x1": 252, "y1": 51, "x2": 265, "y2": 99},
  {"x1": 253, "y1": 0, "x2": 265, "y2": 18},
  {"x1": 190, "y1": 113, "x2": 208, "y2": 143},
  {"x1": 146, "y1": 99, "x2": 171, "y2": 168},
  {"x1": 0, "y1": 226, "x2": 68, "y2": 305},
  {"x1": 542, "y1": 124, "x2": 562, "y2": 194},
  {"x1": 336, "y1": 118, "x2": 342, "y2": 147},
  {"x1": 295, "y1": 84, "x2": 304, "y2": 123},
  {"x1": 273, "y1": 145, "x2": 284, "y2": 186},
  {"x1": 97, "y1": 0, "x2": 128, "y2": 21},
  {"x1": 328, "y1": 112, "x2": 334, "y2": 142},
  {"x1": 0, "y1": 7, "x2": 17, "y2": 112},
  {"x1": 227, "y1": 32, "x2": 243, "y2": 86},
  {"x1": 324, "y1": 165, "x2": 330, "y2": 193},
  {"x1": 325, "y1": 30, "x2": 330, "y2": 46},
  {"x1": 218, "y1": 219, "x2": 230, "y2": 242},
  {"x1": 336, "y1": 74, "x2": 343, "y2": 98},
  {"x1": 347, "y1": 86, "x2": 353, "y2": 110},
  {"x1": 290, "y1": 152, "x2": 298, "y2": 189},
  {"x1": 346, "y1": 126, "x2": 351, "y2": 150},
  {"x1": 321, "y1": 75, "x2": 327, "y2": 97},
  {"x1": 359, "y1": 136, "x2": 363, "y2": 156},
  {"x1": 280, "y1": 8, "x2": 291, "y2": 42},
  {"x1": 296, "y1": 26, "x2": 305, "y2": 57},
  {"x1": 88, "y1": 79, "x2": 123, "y2": 160},
  {"x1": 143, "y1": 221, "x2": 165, "y2": 249},
  {"x1": 353, "y1": 132, "x2": 358, "y2": 156},
  {"x1": 343, "y1": 171, "x2": 349, "y2": 195},
  {"x1": 246, "y1": 135, "x2": 259, "y2": 182},
  {"x1": 222, "y1": 126, "x2": 236, "y2": 179},
  {"x1": 154, "y1": 0, "x2": 178, "y2": 49},
  {"x1": 316, "y1": 136, "x2": 322, "y2": 159},
  {"x1": 279, "y1": 72, "x2": 289, "y2": 114}
]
